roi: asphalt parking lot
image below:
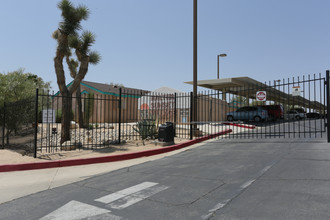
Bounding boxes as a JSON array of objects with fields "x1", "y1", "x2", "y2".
[{"x1": 0, "y1": 134, "x2": 329, "y2": 219}]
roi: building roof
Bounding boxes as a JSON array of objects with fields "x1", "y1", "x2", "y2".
[
  {"x1": 54, "y1": 80, "x2": 149, "y2": 98},
  {"x1": 152, "y1": 86, "x2": 184, "y2": 94},
  {"x1": 81, "y1": 81, "x2": 149, "y2": 97}
]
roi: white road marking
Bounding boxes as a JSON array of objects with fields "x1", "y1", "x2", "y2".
[
  {"x1": 39, "y1": 200, "x2": 113, "y2": 220},
  {"x1": 85, "y1": 213, "x2": 124, "y2": 220},
  {"x1": 95, "y1": 181, "x2": 158, "y2": 204},
  {"x1": 201, "y1": 200, "x2": 230, "y2": 220},
  {"x1": 107, "y1": 185, "x2": 169, "y2": 210},
  {"x1": 201, "y1": 163, "x2": 275, "y2": 219},
  {"x1": 260, "y1": 165, "x2": 272, "y2": 174},
  {"x1": 240, "y1": 179, "x2": 256, "y2": 189}
]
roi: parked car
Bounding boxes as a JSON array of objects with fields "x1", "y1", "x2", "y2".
[
  {"x1": 291, "y1": 108, "x2": 306, "y2": 114},
  {"x1": 285, "y1": 110, "x2": 306, "y2": 120},
  {"x1": 306, "y1": 112, "x2": 320, "y2": 119},
  {"x1": 259, "y1": 105, "x2": 284, "y2": 120},
  {"x1": 227, "y1": 106, "x2": 268, "y2": 122}
]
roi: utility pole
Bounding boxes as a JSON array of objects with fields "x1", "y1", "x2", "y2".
[{"x1": 193, "y1": 0, "x2": 198, "y2": 132}]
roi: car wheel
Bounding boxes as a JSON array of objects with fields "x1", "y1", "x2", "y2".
[
  {"x1": 227, "y1": 115, "x2": 234, "y2": 121},
  {"x1": 254, "y1": 116, "x2": 261, "y2": 122},
  {"x1": 295, "y1": 115, "x2": 301, "y2": 120}
]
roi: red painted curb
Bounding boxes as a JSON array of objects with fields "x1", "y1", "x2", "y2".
[
  {"x1": 223, "y1": 122, "x2": 256, "y2": 129},
  {"x1": 0, "y1": 129, "x2": 232, "y2": 172}
]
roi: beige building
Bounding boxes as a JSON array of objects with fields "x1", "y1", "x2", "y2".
[
  {"x1": 138, "y1": 87, "x2": 231, "y2": 124},
  {"x1": 53, "y1": 81, "x2": 148, "y2": 123}
]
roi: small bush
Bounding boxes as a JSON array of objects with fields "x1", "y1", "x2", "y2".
[
  {"x1": 133, "y1": 119, "x2": 157, "y2": 140},
  {"x1": 87, "y1": 123, "x2": 99, "y2": 130}
]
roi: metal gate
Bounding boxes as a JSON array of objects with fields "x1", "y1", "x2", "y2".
[{"x1": 193, "y1": 72, "x2": 329, "y2": 140}]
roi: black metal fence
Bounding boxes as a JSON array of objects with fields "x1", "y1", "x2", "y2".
[
  {"x1": 193, "y1": 73, "x2": 326, "y2": 140},
  {"x1": 34, "y1": 88, "x2": 194, "y2": 155},
  {"x1": 0, "y1": 97, "x2": 36, "y2": 154},
  {"x1": 1, "y1": 72, "x2": 329, "y2": 157}
]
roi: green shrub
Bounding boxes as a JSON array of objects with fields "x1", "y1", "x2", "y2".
[
  {"x1": 83, "y1": 92, "x2": 94, "y2": 124},
  {"x1": 87, "y1": 123, "x2": 99, "y2": 130},
  {"x1": 133, "y1": 119, "x2": 157, "y2": 140}
]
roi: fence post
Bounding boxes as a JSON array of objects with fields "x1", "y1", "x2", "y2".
[
  {"x1": 326, "y1": 70, "x2": 330, "y2": 143},
  {"x1": 118, "y1": 88, "x2": 122, "y2": 144},
  {"x1": 34, "y1": 89, "x2": 39, "y2": 158},
  {"x1": 190, "y1": 92, "x2": 193, "y2": 140},
  {"x1": 174, "y1": 93, "x2": 177, "y2": 137},
  {"x1": 1, "y1": 102, "x2": 5, "y2": 149}
]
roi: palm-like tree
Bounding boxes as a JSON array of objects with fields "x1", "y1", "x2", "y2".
[{"x1": 53, "y1": 0, "x2": 100, "y2": 144}]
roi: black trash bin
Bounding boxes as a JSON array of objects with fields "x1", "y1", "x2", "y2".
[{"x1": 158, "y1": 122, "x2": 174, "y2": 142}]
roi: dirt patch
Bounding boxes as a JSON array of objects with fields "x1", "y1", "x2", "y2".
[{"x1": 0, "y1": 138, "x2": 188, "y2": 165}]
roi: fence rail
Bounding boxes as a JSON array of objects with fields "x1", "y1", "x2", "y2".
[{"x1": 1, "y1": 72, "x2": 329, "y2": 157}]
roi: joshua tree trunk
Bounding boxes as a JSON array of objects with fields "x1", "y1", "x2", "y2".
[
  {"x1": 76, "y1": 84, "x2": 85, "y2": 128},
  {"x1": 61, "y1": 90, "x2": 72, "y2": 144}
]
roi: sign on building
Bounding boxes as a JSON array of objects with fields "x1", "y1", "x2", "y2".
[
  {"x1": 256, "y1": 91, "x2": 267, "y2": 102},
  {"x1": 42, "y1": 109, "x2": 55, "y2": 123},
  {"x1": 292, "y1": 86, "x2": 301, "y2": 96}
]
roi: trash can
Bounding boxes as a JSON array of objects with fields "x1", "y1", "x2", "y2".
[{"x1": 158, "y1": 122, "x2": 174, "y2": 142}]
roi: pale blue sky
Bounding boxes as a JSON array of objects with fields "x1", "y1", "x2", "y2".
[{"x1": 1, "y1": 0, "x2": 330, "y2": 92}]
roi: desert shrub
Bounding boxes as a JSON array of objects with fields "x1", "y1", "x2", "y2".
[
  {"x1": 83, "y1": 92, "x2": 94, "y2": 124},
  {"x1": 133, "y1": 119, "x2": 157, "y2": 140}
]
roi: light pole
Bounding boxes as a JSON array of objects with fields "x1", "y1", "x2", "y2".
[
  {"x1": 192, "y1": 0, "x2": 198, "y2": 134},
  {"x1": 217, "y1": 53, "x2": 227, "y2": 79}
]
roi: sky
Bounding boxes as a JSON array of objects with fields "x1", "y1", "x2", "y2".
[{"x1": 1, "y1": 0, "x2": 330, "y2": 93}]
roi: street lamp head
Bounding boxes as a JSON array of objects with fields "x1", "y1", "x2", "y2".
[{"x1": 217, "y1": 53, "x2": 227, "y2": 79}]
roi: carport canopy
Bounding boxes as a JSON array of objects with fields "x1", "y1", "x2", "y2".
[{"x1": 185, "y1": 76, "x2": 325, "y2": 112}]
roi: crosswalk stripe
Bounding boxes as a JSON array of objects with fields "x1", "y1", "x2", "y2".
[
  {"x1": 95, "y1": 182, "x2": 158, "y2": 204},
  {"x1": 85, "y1": 212, "x2": 124, "y2": 220},
  {"x1": 107, "y1": 185, "x2": 169, "y2": 210},
  {"x1": 40, "y1": 200, "x2": 112, "y2": 220}
]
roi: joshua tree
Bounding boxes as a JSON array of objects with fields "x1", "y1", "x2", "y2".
[{"x1": 53, "y1": 0, "x2": 100, "y2": 144}]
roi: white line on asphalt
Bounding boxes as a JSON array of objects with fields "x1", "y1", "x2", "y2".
[
  {"x1": 95, "y1": 182, "x2": 159, "y2": 204},
  {"x1": 201, "y1": 199, "x2": 230, "y2": 220},
  {"x1": 259, "y1": 165, "x2": 272, "y2": 174},
  {"x1": 240, "y1": 179, "x2": 256, "y2": 189},
  {"x1": 39, "y1": 200, "x2": 116, "y2": 220},
  {"x1": 107, "y1": 185, "x2": 169, "y2": 210},
  {"x1": 85, "y1": 213, "x2": 124, "y2": 220},
  {"x1": 201, "y1": 163, "x2": 275, "y2": 219}
]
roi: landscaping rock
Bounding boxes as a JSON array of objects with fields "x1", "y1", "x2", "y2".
[
  {"x1": 70, "y1": 121, "x2": 79, "y2": 129},
  {"x1": 61, "y1": 141, "x2": 77, "y2": 151}
]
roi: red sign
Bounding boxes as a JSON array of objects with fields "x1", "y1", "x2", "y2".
[{"x1": 256, "y1": 91, "x2": 267, "y2": 101}]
